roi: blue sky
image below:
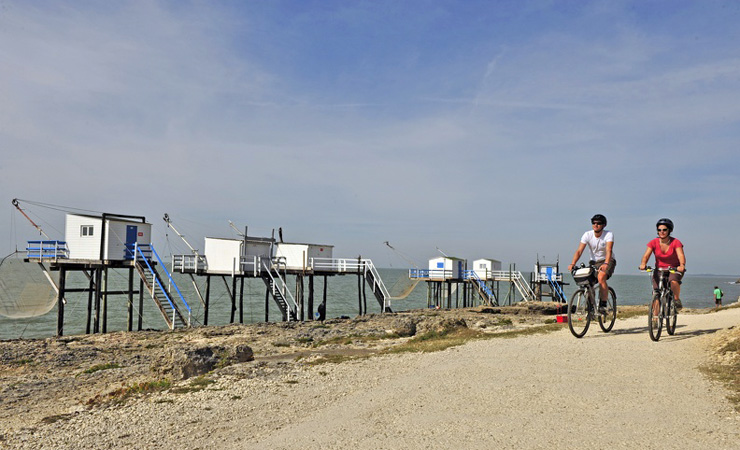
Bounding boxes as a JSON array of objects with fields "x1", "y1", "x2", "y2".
[{"x1": 1, "y1": 0, "x2": 739, "y2": 275}]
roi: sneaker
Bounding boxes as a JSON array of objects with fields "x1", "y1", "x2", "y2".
[
  {"x1": 598, "y1": 301, "x2": 608, "y2": 314},
  {"x1": 674, "y1": 298, "x2": 683, "y2": 310}
]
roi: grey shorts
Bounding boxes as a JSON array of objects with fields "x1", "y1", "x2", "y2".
[{"x1": 593, "y1": 258, "x2": 616, "y2": 280}]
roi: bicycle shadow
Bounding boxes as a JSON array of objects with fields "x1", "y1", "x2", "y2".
[{"x1": 591, "y1": 324, "x2": 723, "y2": 341}]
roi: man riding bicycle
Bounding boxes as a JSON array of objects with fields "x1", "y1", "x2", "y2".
[{"x1": 568, "y1": 214, "x2": 616, "y2": 313}]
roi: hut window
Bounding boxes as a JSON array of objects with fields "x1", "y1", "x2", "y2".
[{"x1": 81, "y1": 225, "x2": 94, "y2": 237}]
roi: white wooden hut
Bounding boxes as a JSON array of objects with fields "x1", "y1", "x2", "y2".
[
  {"x1": 472, "y1": 258, "x2": 502, "y2": 280},
  {"x1": 203, "y1": 236, "x2": 276, "y2": 275},
  {"x1": 274, "y1": 242, "x2": 333, "y2": 270},
  {"x1": 428, "y1": 256, "x2": 466, "y2": 280},
  {"x1": 64, "y1": 213, "x2": 151, "y2": 261}
]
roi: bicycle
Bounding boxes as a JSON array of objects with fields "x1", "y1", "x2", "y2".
[
  {"x1": 643, "y1": 267, "x2": 678, "y2": 341},
  {"x1": 568, "y1": 261, "x2": 617, "y2": 338}
]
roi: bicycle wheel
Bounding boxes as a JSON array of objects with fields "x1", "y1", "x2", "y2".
[
  {"x1": 598, "y1": 287, "x2": 617, "y2": 332},
  {"x1": 648, "y1": 292, "x2": 663, "y2": 342},
  {"x1": 665, "y1": 292, "x2": 677, "y2": 335},
  {"x1": 568, "y1": 289, "x2": 591, "y2": 338}
]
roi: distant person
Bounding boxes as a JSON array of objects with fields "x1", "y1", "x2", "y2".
[
  {"x1": 568, "y1": 214, "x2": 616, "y2": 313},
  {"x1": 639, "y1": 218, "x2": 686, "y2": 309},
  {"x1": 713, "y1": 286, "x2": 723, "y2": 309}
]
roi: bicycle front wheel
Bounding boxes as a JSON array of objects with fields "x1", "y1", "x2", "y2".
[
  {"x1": 665, "y1": 292, "x2": 677, "y2": 335},
  {"x1": 568, "y1": 289, "x2": 591, "y2": 338},
  {"x1": 649, "y1": 292, "x2": 663, "y2": 341},
  {"x1": 598, "y1": 287, "x2": 617, "y2": 332}
]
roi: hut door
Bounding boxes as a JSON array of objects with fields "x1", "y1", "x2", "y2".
[{"x1": 125, "y1": 225, "x2": 138, "y2": 259}]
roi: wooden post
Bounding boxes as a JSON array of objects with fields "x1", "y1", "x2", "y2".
[
  {"x1": 56, "y1": 267, "x2": 66, "y2": 337},
  {"x1": 264, "y1": 284, "x2": 270, "y2": 323},
  {"x1": 102, "y1": 267, "x2": 108, "y2": 333},
  {"x1": 230, "y1": 276, "x2": 237, "y2": 323},
  {"x1": 127, "y1": 267, "x2": 134, "y2": 331},
  {"x1": 204, "y1": 275, "x2": 211, "y2": 326},
  {"x1": 93, "y1": 268, "x2": 102, "y2": 333},
  {"x1": 86, "y1": 269, "x2": 94, "y2": 334},
  {"x1": 308, "y1": 275, "x2": 314, "y2": 320},
  {"x1": 239, "y1": 277, "x2": 245, "y2": 324},
  {"x1": 137, "y1": 278, "x2": 144, "y2": 331}
]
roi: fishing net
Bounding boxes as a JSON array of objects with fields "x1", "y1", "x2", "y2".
[
  {"x1": 0, "y1": 252, "x2": 58, "y2": 318},
  {"x1": 386, "y1": 276, "x2": 421, "y2": 300}
]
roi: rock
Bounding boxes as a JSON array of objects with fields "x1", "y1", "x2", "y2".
[
  {"x1": 387, "y1": 317, "x2": 418, "y2": 337},
  {"x1": 416, "y1": 317, "x2": 467, "y2": 335},
  {"x1": 154, "y1": 344, "x2": 253, "y2": 380}
]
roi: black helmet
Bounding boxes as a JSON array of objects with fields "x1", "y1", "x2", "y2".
[
  {"x1": 591, "y1": 214, "x2": 607, "y2": 225},
  {"x1": 656, "y1": 218, "x2": 674, "y2": 232}
]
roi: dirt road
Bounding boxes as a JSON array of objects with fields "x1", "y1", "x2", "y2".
[{"x1": 5, "y1": 307, "x2": 739, "y2": 449}]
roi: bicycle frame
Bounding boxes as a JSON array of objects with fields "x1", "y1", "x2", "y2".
[{"x1": 645, "y1": 267, "x2": 678, "y2": 341}]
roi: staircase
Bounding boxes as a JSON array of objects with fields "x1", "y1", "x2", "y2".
[
  {"x1": 546, "y1": 277, "x2": 567, "y2": 302},
  {"x1": 465, "y1": 271, "x2": 498, "y2": 306},
  {"x1": 131, "y1": 243, "x2": 191, "y2": 330},
  {"x1": 260, "y1": 260, "x2": 298, "y2": 321},
  {"x1": 363, "y1": 260, "x2": 392, "y2": 312}
]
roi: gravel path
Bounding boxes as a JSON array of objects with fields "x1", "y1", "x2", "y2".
[{"x1": 5, "y1": 308, "x2": 740, "y2": 449}]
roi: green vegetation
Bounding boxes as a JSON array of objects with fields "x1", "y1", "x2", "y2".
[
  {"x1": 86, "y1": 379, "x2": 172, "y2": 406},
  {"x1": 81, "y1": 363, "x2": 121, "y2": 374},
  {"x1": 170, "y1": 376, "x2": 216, "y2": 394}
]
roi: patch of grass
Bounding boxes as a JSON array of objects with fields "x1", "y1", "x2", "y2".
[
  {"x1": 81, "y1": 363, "x2": 121, "y2": 374},
  {"x1": 491, "y1": 323, "x2": 565, "y2": 339},
  {"x1": 10, "y1": 358, "x2": 34, "y2": 366},
  {"x1": 295, "y1": 337, "x2": 314, "y2": 344},
  {"x1": 385, "y1": 328, "x2": 482, "y2": 354},
  {"x1": 171, "y1": 376, "x2": 216, "y2": 394},
  {"x1": 312, "y1": 333, "x2": 389, "y2": 348},
  {"x1": 40, "y1": 413, "x2": 75, "y2": 424},
  {"x1": 86, "y1": 379, "x2": 172, "y2": 406},
  {"x1": 303, "y1": 354, "x2": 359, "y2": 366},
  {"x1": 272, "y1": 341, "x2": 290, "y2": 347},
  {"x1": 284, "y1": 380, "x2": 299, "y2": 384},
  {"x1": 700, "y1": 363, "x2": 740, "y2": 412}
]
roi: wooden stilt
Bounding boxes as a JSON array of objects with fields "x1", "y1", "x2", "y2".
[
  {"x1": 102, "y1": 268, "x2": 108, "y2": 333},
  {"x1": 308, "y1": 275, "x2": 314, "y2": 320},
  {"x1": 204, "y1": 275, "x2": 211, "y2": 326},
  {"x1": 127, "y1": 267, "x2": 134, "y2": 332},
  {"x1": 239, "y1": 277, "x2": 245, "y2": 324},
  {"x1": 56, "y1": 267, "x2": 66, "y2": 337},
  {"x1": 137, "y1": 278, "x2": 144, "y2": 331},
  {"x1": 86, "y1": 269, "x2": 94, "y2": 334}
]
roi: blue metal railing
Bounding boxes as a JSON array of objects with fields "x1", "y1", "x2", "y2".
[
  {"x1": 545, "y1": 273, "x2": 567, "y2": 302},
  {"x1": 26, "y1": 240, "x2": 69, "y2": 260},
  {"x1": 131, "y1": 243, "x2": 191, "y2": 325},
  {"x1": 465, "y1": 270, "x2": 497, "y2": 302}
]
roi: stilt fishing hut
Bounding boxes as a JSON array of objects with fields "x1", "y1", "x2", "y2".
[{"x1": 13, "y1": 200, "x2": 191, "y2": 336}]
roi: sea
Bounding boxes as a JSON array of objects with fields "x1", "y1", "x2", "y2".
[{"x1": 1, "y1": 260, "x2": 738, "y2": 341}]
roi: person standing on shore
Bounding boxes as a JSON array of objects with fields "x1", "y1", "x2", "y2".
[
  {"x1": 713, "y1": 286, "x2": 723, "y2": 309},
  {"x1": 639, "y1": 218, "x2": 686, "y2": 309},
  {"x1": 568, "y1": 214, "x2": 616, "y2": 313}
]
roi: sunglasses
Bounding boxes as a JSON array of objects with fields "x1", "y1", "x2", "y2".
[
  {"x1": 657, "y1": 228, "x2": 669, "y2": 232},
  {"x1": 591, "y1": 222, "x2": 604, "y2": 226}
]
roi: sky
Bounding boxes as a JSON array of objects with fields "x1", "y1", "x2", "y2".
[{"x1": 1, "y1": 0, "x2": 739, "y2": 275}]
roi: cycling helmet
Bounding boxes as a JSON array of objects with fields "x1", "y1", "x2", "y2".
[
  {"x1": 591, "y1": 214, "x2": 607, "y2": 225},
  {"x1": 656, "y1": 218, "x2": 674, "y2": 232}
]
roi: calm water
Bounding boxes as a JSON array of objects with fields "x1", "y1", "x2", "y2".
[{"x1": 1, "y1": 260, "x2": 738, "y2": 340}]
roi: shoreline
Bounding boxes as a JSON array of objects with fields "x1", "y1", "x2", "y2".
[{"x1": 1, "y1": 303, "x2": 739, "y2": 448}]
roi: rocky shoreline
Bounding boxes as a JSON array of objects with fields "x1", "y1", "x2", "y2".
[
  {"x1": 2, "y1": 301, "x2": 738, "y2": 448},
  {"x1": 0, "y1": 303, "x2": 570, "y2": 435}
]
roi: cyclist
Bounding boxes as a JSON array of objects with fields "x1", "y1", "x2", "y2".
[
  {"x1": 568, "y1": 214, "x2": 616, "y2": 313},
  {"x1": 638, "y1": 218, "x2": 686, "y2": 309}
]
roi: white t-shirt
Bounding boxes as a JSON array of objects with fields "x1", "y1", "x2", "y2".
[{"x1": 580, "y1": 230, "x2": 615, "y2": 262}]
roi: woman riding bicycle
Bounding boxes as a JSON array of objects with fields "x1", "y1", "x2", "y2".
[{"x1": 638, "y1": 218, "x2": 686, "y2": 309}]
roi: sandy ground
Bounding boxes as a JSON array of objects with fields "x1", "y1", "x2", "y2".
[{"x1": 3, "y1": 307, "x2": 740, "y2": 449}]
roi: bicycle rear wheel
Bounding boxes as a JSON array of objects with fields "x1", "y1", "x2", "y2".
[
  {"x1": 665, "y1": 292, "x2": 677, "y2": 335},
  {"x1": 598, "y1": 287, "x2": 617, "y2": 332},
  {"x1": 568, "y1": 289, "x2": 591, "y2": 338},
  {"x1": 649, "y1": 292, "x2": 663, "y2": 341}
]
